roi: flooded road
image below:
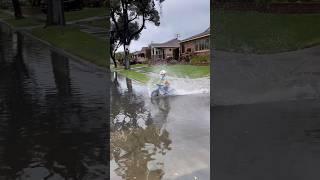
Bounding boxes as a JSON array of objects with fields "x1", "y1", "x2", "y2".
[
  {"x1": 0, "y1": 26, "x2": 108, "y2": 179},
  {"x1": 0, "y1": 25, "x2": 210, "y2": 179},
  {"x1": 213, "y1": 99, "x2": 320, "y2": 180},
  {"x1": 110, "y1": 73, "x2": 210, "y2": 179}
]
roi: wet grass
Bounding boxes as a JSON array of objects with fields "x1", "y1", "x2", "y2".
[
  {"x1": 0, "y1": 10, "x2": 42, "y2": 28},
  {"x1": 0, "y1": 11, "x2": 11, "y2": 19},
  {"x1": 214, "y1": 10, "x2": 320, "y2": 53},
  {"x1": 5, "y1": 17, "x2": 41, "y2": 27},
  {"x1": 110, "y1": 64, "x2": 210, "y2": 84},
  {"x1": 31, "y1": 26, "x2": 108, "y2": 67},
  {"x1": 139, "y1": 65, "x2": 210, "y2": 79},
  {"x1": 65, "y1": 8, "x2": 106, "y2": 21},
  {"x1": 117, "y1": 69, "x2": 150, "y2": 84},
  {"x1": 111, "y1": 64, "x2": 209, "y2": 83},
  {"x1": 78, "y1": 18, "x2": 107, "y2": 28}
]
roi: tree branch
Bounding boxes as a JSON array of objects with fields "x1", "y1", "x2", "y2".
[
  {"x1": 128, "y1": 13, "x2": 138, "y2": 22},
  {"x1": 110, "y1": 9, "x2": 120, "y2": 34},
  {"x1": 128, "y1": 13, "x2": 145, "y2": 43}
]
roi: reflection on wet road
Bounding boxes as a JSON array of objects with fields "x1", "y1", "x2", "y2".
[
  {"x1": 110, "y1": 73, "x2": 210, "y2": 180},
  {"x1": 213, "y1": 99, "x2": 320, "y2": 180},
  {"x1": 0, "y1": 26, "x2": 108, "y2": 179}
]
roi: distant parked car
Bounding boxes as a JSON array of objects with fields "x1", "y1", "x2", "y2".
[{"x1": 40, "y1": 0, "x2": 83, "y2": 13}]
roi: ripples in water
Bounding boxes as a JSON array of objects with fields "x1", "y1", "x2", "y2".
[
  {"x1": 110, "y1": 73, "x2": 210, "y2": 180},
  {"x1": 0, "y1": 26, "x2": 108, "y2": 179}
]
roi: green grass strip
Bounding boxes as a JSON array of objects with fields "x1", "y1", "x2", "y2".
[
  {"x1": 140, "y1": 65, "x2": 210, "y2": 79},
  {"x1": 117, "y1": 69, "x2": 150, "y2": 84},
  {"x1": 65, "y1": 8, "x2": 106, "y2": 21},
  {"x1": 214, "y1": 10, "x2": 320, "y2": 53},
  {"x1": 31, "y1": 26, "x2": 108, "y2": 67}
]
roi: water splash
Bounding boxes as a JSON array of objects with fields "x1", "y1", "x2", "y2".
[{"x1": 146, "y1": 74, "x2": 210, "y2": 97}]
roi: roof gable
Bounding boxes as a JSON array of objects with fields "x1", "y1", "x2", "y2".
[
  {"x1": 181, "y1": 27, "x2": 210, "y2": 43},
  {"x1": 150, "y1": 38, "x2": 180, "y2": 48}
]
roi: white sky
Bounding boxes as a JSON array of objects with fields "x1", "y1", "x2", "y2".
[{"x1": 123, "y1": 0, "x2": 210, "y2": 52}]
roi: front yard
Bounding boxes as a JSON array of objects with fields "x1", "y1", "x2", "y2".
[
  {"x1": 0, "y1": 7, "x2": 108, "y2": 67},
  {"x1": 31, "y1": 26, "x2": 108, "y2": 67},
  {"x1": 65, "y1": 8, "x2": 106, "y2": 21},
  {"x1": 112, "y1": 64, "x2": 210, "y2": 84},
  {"x1": 214, "y1": 10, "x2": 320, "y2": 53},
  {"x1": 0, "y1": 7, "x2": 106, "y2": 28}
]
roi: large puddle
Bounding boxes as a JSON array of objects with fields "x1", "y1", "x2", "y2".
[
  {"x1": 0, "y1": 26, "x2": 108, "y2": 179},
  {"x1": 110, "y1": 73, "x2": 210, "y2": 179},
  {"x1": 0, "y1": 24, "x2": 210, "y2": 179}
]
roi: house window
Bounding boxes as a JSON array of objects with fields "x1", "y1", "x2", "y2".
[
  {"x1": 181, "y1": 44, "x2": 185, "y2": 53},
  {"x1": 195, "y1": 38, "x2": 209, "y2": 51}
]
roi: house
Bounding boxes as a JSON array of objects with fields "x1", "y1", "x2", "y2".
[
  {"x1": 150, "y1": 38, "x2": 180, "y2": 62},
  {"x1": 132, "y1": 47, "x2": 151, "y2": 63},
  {"x1": 141, "y1": 46, "x2": 152, "y2": 60},
  {"x1": 180, "y1": 28, "x2": 210, "y2": 57},
  {"x1": 132, "y1": 51, "x2": 144, "y2": 63}
]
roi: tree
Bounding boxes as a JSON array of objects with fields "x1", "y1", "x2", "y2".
[
  {"x1": 12, "y1": 0, "x2": 23, "y2": 19},
  {"x1": 110, "y1": 0, "x2": 165, "y2": 69},
  {"x1": 46, "y1": 0, "x2": 65, "y2": 26},
  {"x1": 110, "y1": 21, "x2": 140, "y2": 68}
]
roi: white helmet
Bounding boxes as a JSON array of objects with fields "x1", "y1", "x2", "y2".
[{"x1": 159, "y1": 70, "x2": 166, "y2": 75}]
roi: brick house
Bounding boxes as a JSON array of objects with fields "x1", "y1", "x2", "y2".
[
  {"x1": 132, "y1": 47, "x2": 151, "y2": 63},
  {"x1": 180, "y1": 28, "x2": 210, "y2": 57},
  {"x1": 150, "y1": 38, "x2": 180, "y2": 62}
]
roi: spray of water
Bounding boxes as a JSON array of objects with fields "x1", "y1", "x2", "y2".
[{"x1": 146, "y1": 65, "x2": 210, "y2": 97}]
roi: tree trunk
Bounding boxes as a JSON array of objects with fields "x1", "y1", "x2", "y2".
[
  {"x1": 123, "y1": 2, "x2": 130, "y2": 70},
  {"x1": 110, "y1": 43, "x2": 117, "y2": 68},
  {"x1": 124, "y1": 44, "x2": 130, "y2": 70},
  {"x1": 111, "y1": 52, "x2": 117, "y2": 68},
  {"x1": 12, "y1": 0, "x2": 23, "y2": 19},
  {"x1": 46, "y1": 0, "x2": 65, "y2": 26},
  {"x1": 126, "y1": 78, "x2": 132, "y2": 92}
]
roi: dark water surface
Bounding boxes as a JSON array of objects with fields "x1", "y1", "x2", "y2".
[
  {"x1": 213, "y1": 99, "x2": 320, "y2": 180},
  {"x1": 110, "y1": 74, "x2": 210, "y2": 180},
  {"x1": 0, "y1": 26, "x2": 210, "y2": 179},
  {"x1": 0, "y1": 26, "x2": 108, "y2": 179}
]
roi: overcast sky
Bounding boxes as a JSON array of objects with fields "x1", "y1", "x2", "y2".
[{"x1": 127, "y1": 0, "x2": 210, "y2": 52}]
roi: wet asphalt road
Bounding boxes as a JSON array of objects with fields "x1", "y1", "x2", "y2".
[
  {"x1": 0, "y1": 25, "x2": 108, "y2": 179},
  {"x1": 213, "y1": 99, "x2": 320, "y2": 180}
]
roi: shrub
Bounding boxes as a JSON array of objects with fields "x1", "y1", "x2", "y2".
[{"x1": 190, "y1": 55, "x2": 210, "y2": 65}]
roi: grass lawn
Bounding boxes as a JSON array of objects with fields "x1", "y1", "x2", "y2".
[
  {"x1": 0, "y1": 11, "x2": 11, "y2": 19},
  {"x1": 139, "y1": 65, "x2": 210, "y2": 79},
  {"x1": 117, "y1": 69, "x2": 150, "y2": 84},
  {"x1": 5, "y1": 17, "x2": 41, "y2": 27},
  {"x1": 79, "y1": 18, "x2": 107, "y2": 28},
  {"x1": 130, "y1": 64, "x2": 149, "y2": 68},
  {"x1": 214, "y1": 10, "x2": 320, "y2": 53},
  {"x1": 112, "y1": 64, "x2": 209, "y2": 83},
  {"x1": 65, "y1": 8, "x2": 106, "y2": 21},
  {"x1": 31, "y1": 26, "x2": 108, "y2": 67},
  {"x1": 0, "y1": 10, "x2": 42, "y2": 28}
]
